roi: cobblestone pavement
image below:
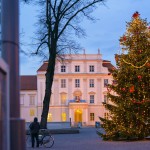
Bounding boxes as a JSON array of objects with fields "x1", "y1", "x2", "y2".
[{"x1": 26, "y1": 127, "x2": 150, "y2": 150}]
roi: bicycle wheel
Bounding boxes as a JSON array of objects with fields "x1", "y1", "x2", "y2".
[
  {"x1": 43, "y1": 135, "x2": 54, "y2": 148},
  {"x1": 26, "y1": 135, "x2": 31, "y2": 148}
]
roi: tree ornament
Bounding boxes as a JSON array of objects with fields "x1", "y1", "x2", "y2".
[
  {"x1": 119, "y1": 35, "x2": 126, "y2": 42},
  {"x1": 131, "y1": 100, "x2": 136, "y2": 103},
  {"x1": 123, "y1": 36, "x2": 126, "y2": 41},
  {"x1": 122, "y1": 35, "x2": 127, "y2": 41},
  {"x1": 99, "y1": 11, "x2": 150, "y2": 141},
  {"x1": 138, "y1": 50, "x2": 142, "y2": 54},
  {"x1": 122, "y1": 58, "x2": 149, "y2": 68},
  {"x1": 146, "y1": 62, "x2": 150, "y2": 67},
  {"x1": 122, "y1": 88, "x2": 126, "y2": 91},
  {"x1": 129, "y1": 85, "x2": 135, "y2": 93},
  {"x1": 132, "y1": 11, "x2": 140, "y2": 18},
  {"x1": 137, "y1": 75, "x2": 142, "y2": 80},
  {"x1": 115, "y1": 54, "x2": 119, "y2": 62}
]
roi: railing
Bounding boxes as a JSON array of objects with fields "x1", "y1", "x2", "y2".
[{"x1": 68, "y1": 99, "x2": 87, "y2": 103}]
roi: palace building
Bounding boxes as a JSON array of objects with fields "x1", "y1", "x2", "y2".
[{"x1": 20, "y1": 51, "x2": 114, "y2": 126}]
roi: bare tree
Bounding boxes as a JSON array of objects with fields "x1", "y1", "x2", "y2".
[{"x1": 23, "y1": 0, "x2": 105, "y2": 128}]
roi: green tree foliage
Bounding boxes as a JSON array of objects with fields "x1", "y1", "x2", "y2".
[{"x1": 99, "y1": 12, "x2": 150, "y2": 141}]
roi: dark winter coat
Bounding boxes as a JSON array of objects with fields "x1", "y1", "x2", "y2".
[{"x1": 29, "y1": 121, "x2": 40, "y2": 134}]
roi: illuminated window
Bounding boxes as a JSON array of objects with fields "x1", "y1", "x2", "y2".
[
  {"x1": 30, "y1": 109, "x2": 35, "y2": 116},
  {"x1": 75, "y1": 79, "x2": 80, "y2": 87},
  {"x1": 89, "y1": 79, "x2": 94, "y2": 87},
  {"x1": 61, "y1": 65, "x2": 66, "y2": 72},
  {"x1": 29, "y1": 95, "x2": 35, "y2": 105},
  {"x1": 89, "y1": 65, "x2": 94, "y2": 72},
  {"x1": 61, "y1": 79, "x2": 66, "y2": 88},
  {"x1": 47, "y1": 113, "x2": 52, "y2": 122},
  {"x1": 20, "y1": 94, "x2": 24, "y2": 105},
  {"x1": 104, "y1": 112, "x2": 109, "y2": 119},
  {"x1": 61, "y1": 93, "x2": 67, "y2": 105},
  {"x1": 61, "y1": 112, "x2": 67, "y2": 122},
  {"x1": 90, "y1": 113, "x2": 94, "y2": 121}
]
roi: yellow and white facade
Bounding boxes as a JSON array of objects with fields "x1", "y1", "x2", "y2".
[{"x1": 20, "y1": 52, "x2": 114, "y2": 126}]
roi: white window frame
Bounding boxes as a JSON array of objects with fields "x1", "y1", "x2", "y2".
[
  {"x1": 90, "y1": 113, "x2": 94, "y2": 121},
  {"x1": 61, "y1": 79, "x2": 66, "y2": 88},
  {"x1": 75, "y1": 65, "x2": 80, "y2": 72},
  {"x1": 75, "y1": 79, "x2": 80, "y2": 88},
  {"x1": 89, "y1": 65, "x2": 94, "y2": 72},
  {"x1": 61, "y1": 65, "x2": 66, "y2": 72},
  {"x1": 89, "y1": 79, "x2": 94, "y2": 87},
  {"x1": 90, "y1": 95, "x2": 94, "y2": 104},
  {"x1": 29, "y1": 95, "x2": 35, "y2": 105}
]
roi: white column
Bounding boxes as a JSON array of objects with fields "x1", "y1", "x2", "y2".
[
  {"x1": 68, "y1": 78, "x2": 72, "y2": 100},
  {"x1": 83, "y1": 78, "x2": 87, "y2": 100},
  {"x1": 54, "y1": 79, "x2": 59, "y2": 105},
  {"x1": 97, "y1": 78, "x2": 101, "y2": 104},
  {"x1": 84, "y1": 60, "x2": 87, "y2": 73}
]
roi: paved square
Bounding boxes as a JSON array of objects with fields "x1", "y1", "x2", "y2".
[{"x1": 26, "y1": 127, "x2": 150, "y2": 150}]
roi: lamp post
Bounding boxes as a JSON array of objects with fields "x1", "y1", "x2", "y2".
[{"x1": 1, "y1": 0, "x2": 25, "y2": 149}]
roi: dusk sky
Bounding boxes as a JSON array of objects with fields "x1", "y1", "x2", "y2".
[{"x1": 20, "y1": 0, "x2": 150, "y2": 75}]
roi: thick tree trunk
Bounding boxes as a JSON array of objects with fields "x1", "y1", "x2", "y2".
[{"x1": 40, "y1": 52, "x2": 56, "y2": 129}]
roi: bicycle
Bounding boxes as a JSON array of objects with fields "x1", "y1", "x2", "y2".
[{"x1": 26, "y1": 129, "x2": 54, "y2": 148}]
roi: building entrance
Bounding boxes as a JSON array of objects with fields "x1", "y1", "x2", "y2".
[{"x1": 74, "y1": 109, "x2": 82, "y2": 123}]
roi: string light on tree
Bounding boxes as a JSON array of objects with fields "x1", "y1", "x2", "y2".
[{"x1": 99, "y1": 11, "x2": 150, "y2": 141}]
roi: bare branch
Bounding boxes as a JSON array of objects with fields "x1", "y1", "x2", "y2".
[
  {"x1": 32, "y1": 41, "x2": 48, "y2": 55},
  {"x1": 41, "y1": 34, "x2": 48, "y2": 42},
  {"x1": 58, "y1": 0, "x2": 104, "y2": 39}
]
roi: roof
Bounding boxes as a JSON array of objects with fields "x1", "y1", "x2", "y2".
[
  {"x1": 102, "y1": 60, "x2": 115, "y2": 70},
  {"x1": 20, "y1": 76, "x2": 37, "y2": 90},
  {"x1": 37, "y1": 60, "x2": 115, "y2": 72},
  {"x1": 37, "y1": 61, "x2": 48, "y2": 72}
]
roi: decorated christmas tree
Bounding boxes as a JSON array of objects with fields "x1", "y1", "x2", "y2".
[{"x1": 99, "y1": 12, "x2": 150, "y2": 140}]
